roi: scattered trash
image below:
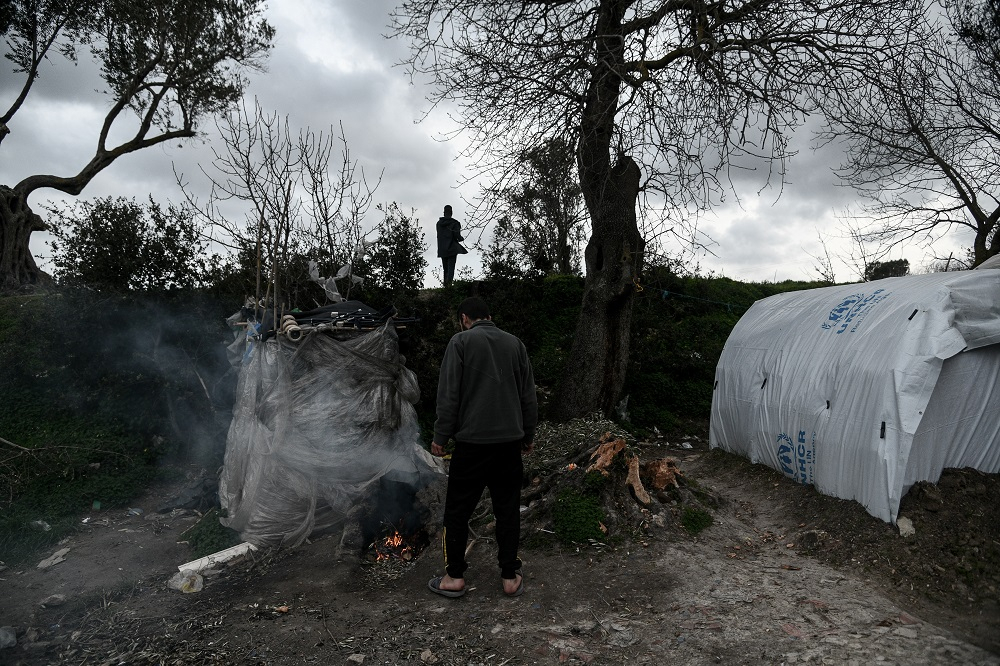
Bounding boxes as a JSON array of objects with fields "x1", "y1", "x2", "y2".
[
  {"x1": 177, "y1": 542, "x2": 257, "y2": 574},
  {"x1": 0, "y1": 626, "x2": 15, "y2": 649},
  {"x1": 127, "y1": 507, "x2": 143, "y2": 516},
  {"x1": 37, "y1": 548, "x2": 70, "y2": 569},
  {"x1": 347, "y1": 654, "x2": 365, "y2": 664},
  {"x1": 29, "y1": 520, "x2": 50, "y2": 532},
  {"x1": 420, "y1": 649, "x2": 439, "y2": 663},
  {"x1": 167, "y1": 570, "x2": 204, "y2": 593},
  {"x1": 81, "y1": 517, "x2": 91, "y2": 524},
  {"x1": 680, "y1": 442, "x2": 693, "y2": 449},
  {"x1": 92, "y1": 501, "x2": 101, "y2": 511}
]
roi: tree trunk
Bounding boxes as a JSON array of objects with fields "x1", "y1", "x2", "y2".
[
  {"x1": 553, "y1": 156, "x2": 643, "y2": 420},
  {"x1": 552, "y1": 0, "x2": 644, "y2": 421},
  {"x1": 0, "y1": 185, "x2": 48, "y2": 290}
]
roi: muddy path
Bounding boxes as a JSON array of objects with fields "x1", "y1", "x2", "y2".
[{"x1": 1, "y1": 436, "x2": 998, "y2": 665}]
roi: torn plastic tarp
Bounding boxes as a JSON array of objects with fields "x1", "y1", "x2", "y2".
[
  {"x1": 710, "y1": 269, "x2": 1000, "y2": 523},
  {"x1": 219, "y1": 316, "x2": 444, "y2": 547}
]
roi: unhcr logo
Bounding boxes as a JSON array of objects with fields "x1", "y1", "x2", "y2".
[
  {"x1": 821, "y1": 289, "x2": 890, "y2": 334},
  {"x1": 776, "y1": 431, "x2": 815, "y2": 485}
]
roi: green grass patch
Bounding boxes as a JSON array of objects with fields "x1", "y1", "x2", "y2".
[
  {"x1": 680, "y1": 506, "x2": 714, "y2": 535},
  {"x1": 0, "y1": 401, "x2": 159, "y2": 565},
  {"x1": 553, "y1": 488, "x2": 606, "y2": 545},
  {"x1": 582, "y1": 470, "x2": 609, "y2": 495}
]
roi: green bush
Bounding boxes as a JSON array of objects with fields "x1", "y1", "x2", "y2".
[
  {"x1": 625, "y1": 262, "x2": 829, "y2": 435},
  {"x1": 46, "y1": 196, "x2": 209, "y2": 293}
]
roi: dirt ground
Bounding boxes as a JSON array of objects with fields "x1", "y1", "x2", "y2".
[{"x1": 1, "y1": 420, "x2": 998, "y2": 665}]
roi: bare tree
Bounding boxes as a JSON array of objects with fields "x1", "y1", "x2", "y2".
[
  {"x1": 179, "y1": 98, "x2": 380, "y2": 309},
  {"x1": 0, "y1": 0, "x2": 274, "y2": 290},
  {"x1": 821, "y1": 0, "x2": 1000, "y2": 267},
  {"x1": 807, "y1": 232, "x2": 837, "y2": 284},
  {"x1": 392, "y1": 0, "x2": 916, "y2": 419}
]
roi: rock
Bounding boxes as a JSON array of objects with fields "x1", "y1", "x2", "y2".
[
  {"x1": 39, "y1": 594, "x2": 66, "y2": 608},
  {"x1": 0, "y1": 626, "x2": 15, "y2": 649},
  {"x1": 347, "y1": 654, "x2": 365, "y2": 663},
  {"x1": 420, "y1": 649, "x2": 439, "y2": 663},
  {"x1": 37, "y1": 548, "x2": 70, "y2": 569},
  {"x1": 897, "y1": 516, "x2": 916, "y2": 537}
]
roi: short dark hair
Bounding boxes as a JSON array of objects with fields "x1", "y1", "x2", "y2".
[
  {"x1": 458, "y1": 297, "x2": 490, "y2": 321},
  {"x1": 443, "y1": 205, "x2": 452, "y2": 217}
]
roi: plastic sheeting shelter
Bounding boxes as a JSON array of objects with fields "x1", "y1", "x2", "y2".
[
  {"x1": 219, "y1": 304, "x2": 443, "y2": 548},
  {"x1": 709, "y1": 270, "x2": 1000, "y2": 523}
]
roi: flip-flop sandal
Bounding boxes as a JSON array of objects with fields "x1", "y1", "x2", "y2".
[
  {"x1": 428, "y1": 576, "x2": 466, "y2": 598},
  {"x1": 503, "y1": 575, "x2": 524, "y2": 597}
]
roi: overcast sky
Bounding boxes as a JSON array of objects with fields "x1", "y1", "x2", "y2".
[{"x1": 1, "y1": 1, "x2": 968, "y2": 288}]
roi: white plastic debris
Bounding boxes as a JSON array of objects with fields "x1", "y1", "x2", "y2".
[
  {"x1": 177, "y1": 542, "x2": 257, "y2": 574},
  {"x1": 168, "y1": 570, "x2": 204, "y2": 593}
]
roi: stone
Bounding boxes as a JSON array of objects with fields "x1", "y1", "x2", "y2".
[
  {"x1": 897, "y1": 516, "x2": 915, "y2": 538},
  {"x1": 37, "y1": 548, "x2": 70, "y2": 569},
  {"x1": 39, "y1": 594, "x2": 66, "y2": 608}
]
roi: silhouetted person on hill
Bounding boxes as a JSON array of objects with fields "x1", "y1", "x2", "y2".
[{"x1": 436, "y1": 205, "x2": 466, "y2": 287}]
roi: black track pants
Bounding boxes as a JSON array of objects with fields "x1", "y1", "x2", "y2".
[{"x1": 443, "y1": 441, "x2": 523, "y2": 579}]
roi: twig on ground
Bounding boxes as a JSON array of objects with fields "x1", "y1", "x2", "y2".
[{"x1": 0, "y1": 435, "x2": 31, "y2": 452}]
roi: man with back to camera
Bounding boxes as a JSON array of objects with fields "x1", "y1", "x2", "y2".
[
  {"x1": 436, "y1": 205, "x2": 466, "y2": 287},
  {"x1": 427, "y1": 297, "x2": 537, "y2": 598}
]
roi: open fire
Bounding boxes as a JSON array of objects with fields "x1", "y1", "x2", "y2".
[{"x1": 368, "y1": 526, "x2": 429, "y2": 563}]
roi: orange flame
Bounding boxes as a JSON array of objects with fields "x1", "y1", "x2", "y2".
[{"x1": 374, "y1": 529, "x2": 415, "y2": 562}]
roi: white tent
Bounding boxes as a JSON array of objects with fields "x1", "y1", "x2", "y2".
[{"x1": 709, "y1": 269, "x2": 1000, "y2": 523}]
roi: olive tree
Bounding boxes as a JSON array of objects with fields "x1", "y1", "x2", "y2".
[
  {"x1": 392, "y1": 0, "x2": 916, "y2": 419},
  {"x1": 0, "y1": 0, "x2": 274, "y2": 289},
  {"x1": 47, "y1": 196, "x2": 207, "y2": 292}
]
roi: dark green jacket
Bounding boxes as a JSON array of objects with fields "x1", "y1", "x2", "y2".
[{"x1": 434, "y1": 320, "x2": 537, "y2": 445}]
